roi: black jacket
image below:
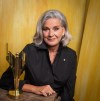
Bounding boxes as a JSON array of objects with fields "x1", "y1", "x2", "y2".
[{"x1": 0, "y1": 43, "x2": 77, "y2": 101}]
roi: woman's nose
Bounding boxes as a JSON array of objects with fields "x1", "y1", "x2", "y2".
[{"x1": 49, "y1": 29, "x2": 54, "y2": 37}]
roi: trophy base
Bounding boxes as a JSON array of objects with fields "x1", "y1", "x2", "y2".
[{"x1": 8, "y1": 90, "x2": 22, "y2": 99}]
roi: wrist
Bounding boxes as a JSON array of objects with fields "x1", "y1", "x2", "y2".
[{"x1": 31, "y1": 85, "x2": 37, "y2": 93}]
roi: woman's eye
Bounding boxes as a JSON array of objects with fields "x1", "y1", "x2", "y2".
[
  {"x1": 42, "y1": 28, "x2": 49, "y2": 31},
  {"x1": 53, "y1": 27, "x2": 59, "y2": 31}
]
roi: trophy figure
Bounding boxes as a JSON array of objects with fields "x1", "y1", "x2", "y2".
[{"x1": 6, "y1": 43, "x2": 25, "y2": 99}]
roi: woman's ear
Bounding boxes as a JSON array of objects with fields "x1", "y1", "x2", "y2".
[
  {"x1": 62, "y1": 28, "x2": 65, "y2": 36},
  {"x1": 62, "y1": 32, "x2": 65, "y2": 36}
]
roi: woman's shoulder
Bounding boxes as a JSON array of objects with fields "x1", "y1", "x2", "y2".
[
  {"x1": 61, "y1": 46, "x2": 77, "y2": 60},
  {"x1": 23, "y1": 43, "x2": 36, "y2": 52},
  {"x1": 63, "y1": 46, "x2": 76, "y2": 54},
  {"x1": 24, "y1": 43, "x2": 35, "y2": 48}
]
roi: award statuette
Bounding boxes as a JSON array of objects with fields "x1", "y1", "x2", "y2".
[{"x1": 6, "y1": 43, "x2": 25, "y2": 99}]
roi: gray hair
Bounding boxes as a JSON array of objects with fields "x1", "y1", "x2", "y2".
[{"x1": 33, "y1": 9, "x2": 72, "y2": 46}]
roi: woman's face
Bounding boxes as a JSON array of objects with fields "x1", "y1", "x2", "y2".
[{"x1": 42, "y1": 18, "x2": 65, "y2": 47}]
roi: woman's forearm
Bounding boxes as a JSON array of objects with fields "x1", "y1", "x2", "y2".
[
  {"x1": 22, "y1": 84, "x2": 55, "y2": 96},
  {"x1": 22, "y1": 84, "x2": 37, "y2": 93}
]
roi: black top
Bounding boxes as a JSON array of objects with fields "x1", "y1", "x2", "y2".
[{"x1": 0, "y1": 43, "x2": 77, "y2": 101}]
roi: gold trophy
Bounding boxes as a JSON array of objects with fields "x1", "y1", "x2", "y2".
[{"x1": 6, "y1": 43, "x2": 25, "y2": 99}]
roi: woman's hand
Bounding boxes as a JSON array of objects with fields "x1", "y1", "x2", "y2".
[
  {"x1": 33, "y1": 85, "x2": 55, "y2": 96},
  {"x1": 22, "y1": 84, "x2": 55, "y2": 96}
]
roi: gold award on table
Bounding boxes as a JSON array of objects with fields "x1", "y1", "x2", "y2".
[{"x1": 6, "y1": 43, "x2": 25, "y2": 99}]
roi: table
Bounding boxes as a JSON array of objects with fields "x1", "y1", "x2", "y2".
[{"x1": 0, "y1": 88, "x2": 59, "y2": 101}]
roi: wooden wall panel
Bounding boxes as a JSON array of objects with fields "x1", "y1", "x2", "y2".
[
  {"x1": 2, "y1": 0, "x2": 100, "y2": 101},
  {"x1": 75, "y1": 0, "x2": 100, "y2": 101},
  {"x1": 0, "y1": 0, "x2": 86, "y2": 76}
]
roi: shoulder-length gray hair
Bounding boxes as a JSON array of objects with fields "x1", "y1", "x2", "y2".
[{"x1": 33, "y1": 9, "x2": 72, "y2": 47}]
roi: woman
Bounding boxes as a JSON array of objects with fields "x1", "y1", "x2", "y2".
[{"x1": 0, "y1": 10, "x2": 77, "y2": 101}]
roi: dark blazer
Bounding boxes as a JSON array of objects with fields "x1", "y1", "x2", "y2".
[{"x1": 0, "y1": 43, "x2": 77, "y2": 101}]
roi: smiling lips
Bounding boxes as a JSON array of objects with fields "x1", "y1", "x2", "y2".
[{"x1": 47, "y1": 38, "x2": 56, "y2": 41}]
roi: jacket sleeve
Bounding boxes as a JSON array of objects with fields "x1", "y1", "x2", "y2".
[
  {"x1": 0, "y1": 66, "x2": 27, "y2": 91},
  {"x1": 61, "y1": 52, "x2": 77, "y2": 101},
  {"x1": 0, "y1": 67, "x2": 14, "y2": 90}
]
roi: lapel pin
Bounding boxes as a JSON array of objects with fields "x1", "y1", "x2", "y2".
[{"x1": 63, "y1": 59, "x2": 66, "y2": 61}]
